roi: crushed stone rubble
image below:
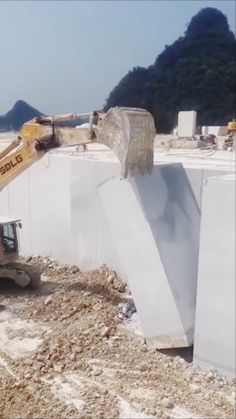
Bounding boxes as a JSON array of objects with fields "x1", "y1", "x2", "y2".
[{"x1": 0, "y1": 255, "x2": 235, "y2": 418}]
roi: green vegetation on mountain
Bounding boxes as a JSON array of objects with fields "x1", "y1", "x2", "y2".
[{"x1": 105, "y1": 8, "x2": 236, "y2": 132}]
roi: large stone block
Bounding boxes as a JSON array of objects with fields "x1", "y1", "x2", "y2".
[
  {"x1": 99, "y1": 163, "x2": 201, "y2": 348},
  {"x1": 193, "y1": 174, "x2": 235, "y2": 377},
  {"x1": 177, "y1": 111, "x2": 196, "y2": 137}
]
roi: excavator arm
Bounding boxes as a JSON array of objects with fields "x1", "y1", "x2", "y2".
[
  {"x1": 0, "y1": 107, "x2": 156, "y2": 192},
  {"x1": 0, "y1": 107, "x2": 155, "y2": 288},
  {"x1": 0, "y1": 135, "x2": 42, "y2": 191}
]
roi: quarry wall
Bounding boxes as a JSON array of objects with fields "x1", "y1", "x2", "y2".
[{"x1": 0, "y1": 152, "x2": 234, "y2": 372}]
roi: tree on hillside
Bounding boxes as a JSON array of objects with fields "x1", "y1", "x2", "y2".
[
  {"x1": 104, "y1": 67, "x2": 152, "y2": 111},
  {"x1": 105, "y1": 7, "x2": 236, "y2": 133}
]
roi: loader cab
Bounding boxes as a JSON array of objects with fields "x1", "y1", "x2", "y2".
[{"x1": 0, "y1": 217, "x2": 21, "y2": 264}]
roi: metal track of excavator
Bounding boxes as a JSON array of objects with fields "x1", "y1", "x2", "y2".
[{"x1": 0, "y1": 261, "x2": 41, "y2": 288}]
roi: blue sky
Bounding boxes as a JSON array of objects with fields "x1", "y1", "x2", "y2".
[{"x1": 0, "y1": 0, "x2": 235, "y2": 114}]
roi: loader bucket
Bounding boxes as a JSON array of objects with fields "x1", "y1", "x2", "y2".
[{"x1": 96, "y1": 107, "x2": 156, "y2": 178}]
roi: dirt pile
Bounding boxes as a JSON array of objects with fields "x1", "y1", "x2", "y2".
[{"x1": 0, "y1": 258, "x2": 235, "y2": 418}]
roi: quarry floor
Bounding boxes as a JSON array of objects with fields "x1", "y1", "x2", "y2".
[{"x1": 0, "y1": 258, "x2": 235, "y2": 419}]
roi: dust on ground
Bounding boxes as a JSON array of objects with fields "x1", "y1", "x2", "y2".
[{"x1": 0, "y1": 257, "x2": 235, "y2": 419}]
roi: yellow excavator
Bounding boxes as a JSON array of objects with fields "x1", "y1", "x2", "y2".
[
  {"x1": 224, "y1": 119, "x2": 236, "y2": 150},
  {"x1": 0, "y1": 107, "x2": 155, "y2": 287}
]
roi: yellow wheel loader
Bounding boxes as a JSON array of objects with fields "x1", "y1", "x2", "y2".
[{"x1": 0, "y1": 107, "x2": 155, "y2": 287}]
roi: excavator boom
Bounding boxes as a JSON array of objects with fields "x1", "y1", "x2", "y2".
[
  {"x1": 0, "y1": 107, "x2": 155, "y2": 192},
  {"x1": 22, "y1": 106, "x2": 155, "y2": 176},
  {"x1": 0, "y1": 106, "x2": 155, "y2": 288}
]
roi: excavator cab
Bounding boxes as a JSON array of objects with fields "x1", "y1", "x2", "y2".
[
  {"x1": 0, "y1": 217, "x2": 41, "y2": 288},
  {"x1": 0, "y1": 217, "x2": 20, "y2": 265}
]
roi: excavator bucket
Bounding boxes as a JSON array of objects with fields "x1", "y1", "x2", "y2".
[
  {"x1": 19, "y1": 107, "x2": 156, "y2": 179},
  {"x1": 96, "y1": 107, "x2": 156, "y2": 177}
]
